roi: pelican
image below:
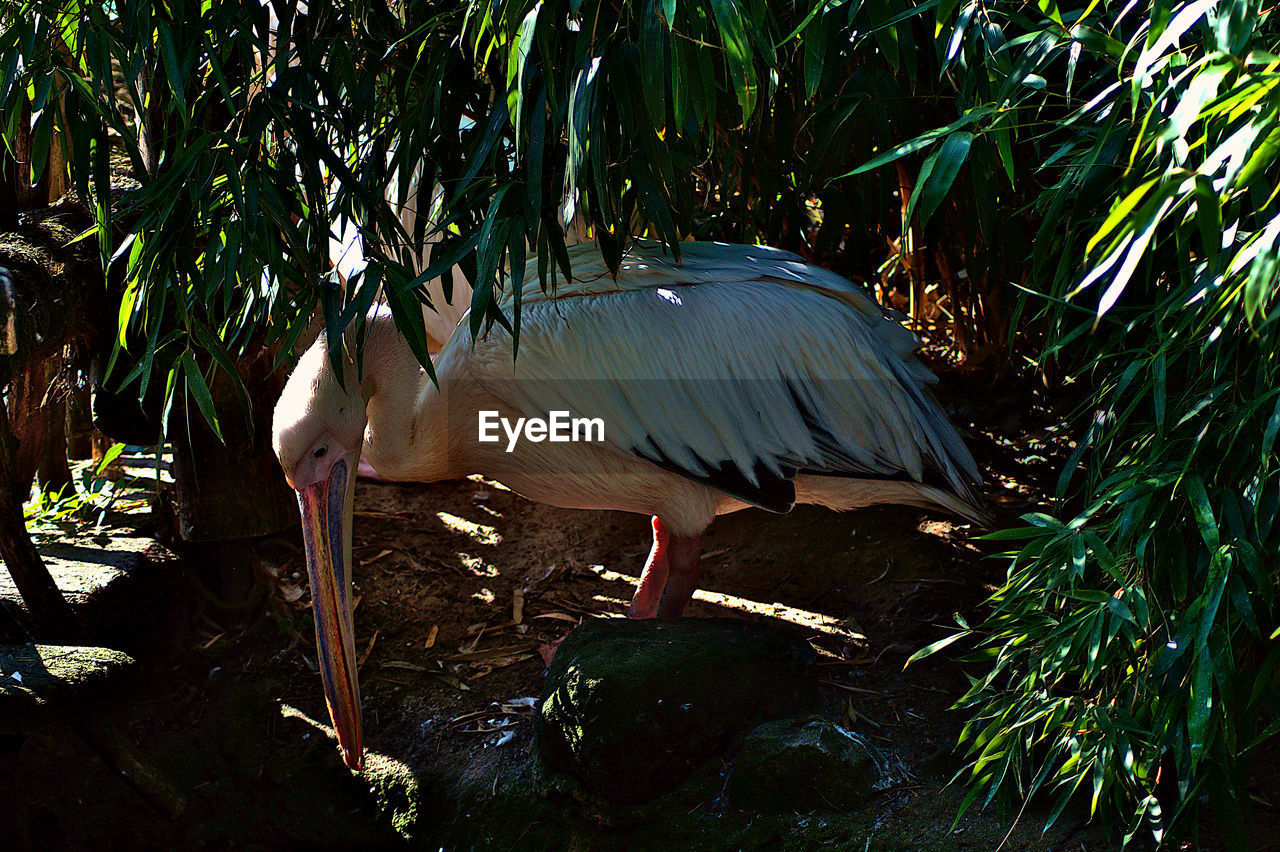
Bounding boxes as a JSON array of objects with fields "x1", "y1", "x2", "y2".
[{"x1": 272, "y1": 239, "x2": 988, "y2": 769}]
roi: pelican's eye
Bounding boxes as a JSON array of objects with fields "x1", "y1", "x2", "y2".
[{"x1": 313, "y1": 447, "x2": 327, "y2": 459}]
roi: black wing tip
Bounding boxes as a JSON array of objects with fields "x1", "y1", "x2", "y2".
[{"x1": 635, "y1": 441, "x2": 797, "y2": 514}]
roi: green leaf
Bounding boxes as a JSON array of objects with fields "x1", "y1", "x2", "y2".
[
  {"x1": 565, "y1": 54, "x2": 602, "y2": 225},
  {"x1": 320, "y1": 272, "x2": 346, "y2": 380},
  {"x1": 943, "y1": 4, "x2": 976, "y2": 65},
  {"x1": 508, "y1": 2, "x2": 540, "y2": 148},
  {"x1": 507, "y1": 221, "x2": 526, "y2": 356},
  {"x1": 1086, "y1": 177, "x2": 1159, "y2": 257},
  {"x1": 156, "y1": 22, "x2": 188, "y2": 116},
  {"x1": 469, "y1": 185, "x2": 513, "y2": 338},
  {"x1": 1132, "y1": 0, "x2": 1215, "y2": 96},
  {"x1": 1094, "y1": 196, "x2": 1175, "y2": 319},
  {"x1": 1185, "y1": 474, "x2": 1219, "y2": 552},
  {"x1": 709, "y1": 0, "x2": 758, "y2": 122},
  {"x1": 1022, "y1": 512, "x2": 1065, "y2": 530},
  {"x1": 385, "y1": 273, "x2": 433, "y2": 373},
  {"x1": 1262, "y1": 396, "x2": 1280, "y2": 458},
  {"x1": 839, "y1": 107, "x2": 991, "y2": 178},
  {"x1": 1188, "y1": 655, "x2": 1214, "y2": 758},
  {"x1": 459, "y1": 98, "x2": 511, "y2": 197},
  {"x1": 1242, "y1": 215, "x2": 1280, "y2": 323},
  {"x1": 1152, "y1": 352, "x2": 1165, "y2": 433},
  {"x1": 906, "y1": 131, "x2": 972, "y2": 227},
  {"x1": 1191, "y1": 174, "x2": 1222, "y2": 266},
  {"x1": 1236, "y1": 122, "x2": 1280, "y2": 189},
  {"x1": 1106, "y1": 596, "x2": 1136, "y2": 625},
  {"x1": 180, "y1": 351, "x2": 223, "y2": 444},
  {"x1": 94, "y1": 442, "x2": 125, "y2": 477},
  {"x1": 412, "y1": 230, "x2": 483, "y2": 291},
  {"x1": 639, "y1": 0, "x2": 668, "y2": 124},
  {"x1": 190, "y1": 319, "x2": 250, "y2": 426},
  {"x1": 802, "y1": 12, "x2": 828, "y2": 100},
  {"x1": 906, "y1": 631, "x2": 966, "y2": 667}
]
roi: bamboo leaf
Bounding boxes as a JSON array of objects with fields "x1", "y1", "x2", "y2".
[
  {"x1": 839, "y1": 107, "x2": 991, "y2": 178},
  {"x1": 1185, "y1": 474, "x2": 1219, "y2": 552},
  {"x1": 709, "y1": 0, "x2": 758, "y2": 122},
  {"x1": 908, "y1": 131, "x2": 972, "y2": 227},
  {"x1": 180, "y1": 351, "x2": 223, "y2": 443},
  {"x1": 906, "y1": 631, "x2": 966, "y2": 666},
  {"x1": 156, "y1": 22, "x2": 188, "y2": 116}
]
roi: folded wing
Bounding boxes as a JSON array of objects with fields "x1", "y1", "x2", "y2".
[{"x1": 464, "y1": 240, "x2": 983, "y2": 515}]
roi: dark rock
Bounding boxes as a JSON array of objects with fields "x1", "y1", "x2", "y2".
[
  {"x1": 537, "y1": 617, "x2": 820, "y2": 803},
  {"x1": 0, "y1": 643, "x2": 136, "y2": 730},
  {"x1": 0, "y1": 535, "x2": 183, "y2": 637},
  {"x1": 726, "y1": 718, "x2": 879, "y2": 812}
]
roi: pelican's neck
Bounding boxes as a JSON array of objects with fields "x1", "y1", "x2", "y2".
[{"x1": 360, "y1": 312, "x2": 455, "y2": 483}]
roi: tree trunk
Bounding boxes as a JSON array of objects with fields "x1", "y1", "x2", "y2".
[
  {"x1": 170, "y1": 355, "x2": 296, "y2": 543},
  {"x1": 65, "y1": 386, "x2": 94, "y2": 459},
  {"x1": 44, "y1": 86, "x2": 68, "y2": 204},
  {"x1": 8, "y1": 359, "x2": 72, "y2": 495},
  {"x1": 9, "y1": 360, "x2": 49, "y2": 493},
  {"x1": 0, "y1": 211, "x2": 105, "y2": 642},
  {"x1": 11, "y1": 99, "x2": 37, "y2": 210},
  {"x1": 0, "y1": 97, "x2": 33, "y2": 232},
  {"x1": 36, "y1": 386, "x2": 72, "y2": 493},
  {"x1": 0, "y1": 599, "x2": 29, "y2": 642},
  {"x1": 0, "y1": 400, "x2": 80, "y2": 640},
  {"x1": 935, "y1": 248, "x2": 970, "y2": 357},
  {"x1": 0, "y1": 147, "x2": 17, "y2": 233},
  {"x1": 169, "y1": 351, "x2": 297, "y2": 604}
]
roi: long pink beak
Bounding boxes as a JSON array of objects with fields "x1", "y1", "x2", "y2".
[{"x1": 296, "y1": 456, "x2": 364, "y2": 769}]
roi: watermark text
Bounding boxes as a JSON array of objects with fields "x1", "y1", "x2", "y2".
[{"x1": 478, "y1": 410, "x2": 605, "y2": 452}]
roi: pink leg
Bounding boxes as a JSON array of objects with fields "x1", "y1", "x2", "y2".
[
  {"x1": 626, "y1": 517, "x2": 703, "y2": 618},
  {"x1": 657, "y1": 533, "x2": 702, "y2": 618},
  {"x1": 627, "y1": 517, "x2": 670, "y2": 619}
]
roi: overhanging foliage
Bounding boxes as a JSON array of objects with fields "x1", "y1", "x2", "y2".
[{"x1": 903, "y1": 1, "x2": 1280, "y2": 845}]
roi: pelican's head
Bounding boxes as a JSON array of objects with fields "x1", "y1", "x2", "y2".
[
  {"x1": 273, "y1": 339, "x2": 370, "y2": 490},
  {"x1": 273, "y1": 336, "x2": 370, "y2": 770}
]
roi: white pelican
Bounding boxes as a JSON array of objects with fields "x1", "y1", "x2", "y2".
[{"x1": 272, "y1": 239, "x2": 988, "y2": 769}]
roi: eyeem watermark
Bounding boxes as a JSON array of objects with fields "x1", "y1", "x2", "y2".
[{"x1": 478, "y1": 410, "x2": 605, "y2": 452}]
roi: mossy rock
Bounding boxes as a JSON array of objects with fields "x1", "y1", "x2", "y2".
[
  {"x1": 0, "y1": 535, "x2": 184, "y2": 639},
  {"x1": 538, "y1": 617, "x2": 819, "y2": 803},
  {"x1": 726, "y1": 718, "x2": 878, "y2": 812},
  {"x1": 0, "y1": 644, "x2": 136, "y2": 729}
]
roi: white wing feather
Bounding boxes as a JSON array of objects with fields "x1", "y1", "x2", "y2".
[{"x1": 459, "y1": 240, "x2": 983, "y2": 513}]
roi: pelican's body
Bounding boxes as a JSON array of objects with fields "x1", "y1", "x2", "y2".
[{"x1": 272, "y1": 239, "x2": 987, "y2": 769}]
